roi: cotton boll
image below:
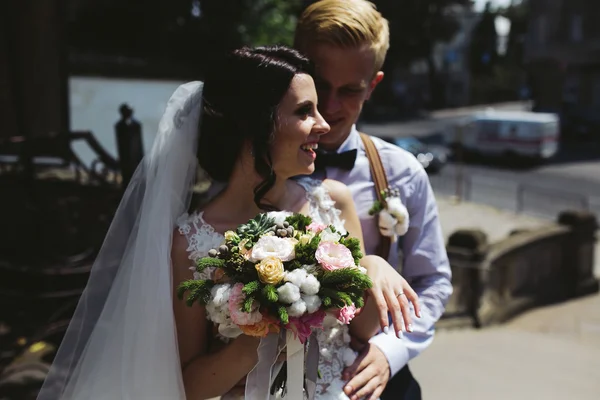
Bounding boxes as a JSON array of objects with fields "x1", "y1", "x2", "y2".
[
  {"x1": 287, "y1": 300, "x2": 307, "y2": 317},
  {"x1": 300, "y1": 274, "x2": 320, "y2": 295},
  {"x1": 302, "y1": 294, "x2": 322, "y2": 314},
  {"x1": 284, "y1": 268, "x2": 308, "y2": 287},
  {"x1": 277, "y1": 282, "x2": 301, "y2": 304}
]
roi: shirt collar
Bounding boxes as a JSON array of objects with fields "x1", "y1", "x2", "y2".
[{"x1": 336, "y1": 125, "x2": 362, "y2": 154}]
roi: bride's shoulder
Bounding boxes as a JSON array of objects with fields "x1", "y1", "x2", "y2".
[
  {"x1": 294, "y1": 177, "x2": 353, "y2": 210},
  {"x1": 321, "y1": 179, "x2": 353, "y2": 209}
]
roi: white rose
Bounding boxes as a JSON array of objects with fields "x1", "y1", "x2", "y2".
[
  {"x1": 218, "y1": 321, "x2": 243, "y2": 339},
  {"x1": 266, "y1": 211, "x2": 293, "y2": 226},
  {"x1": 249, "y1": 236, "x2": 295, "y2": 262},
  {"x1": 319, "y1": 227, "x2": 341, "y2": 243},
  {"x1": 210, "y1": 283, "x2": 231, "y2": 307},
  {"x1": 277, "y1": 282, "x2": 301, "y2": 304}
]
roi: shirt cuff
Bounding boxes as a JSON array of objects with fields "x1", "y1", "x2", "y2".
[{"x1": 368, "y1": 330, "x2": 410, "y2": 377}]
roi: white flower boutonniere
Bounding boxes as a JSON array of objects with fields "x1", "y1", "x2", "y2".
[{"x1": 368, "y1": 187, "x2": 409, "y2": 241}]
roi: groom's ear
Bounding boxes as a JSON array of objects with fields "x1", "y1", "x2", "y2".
[{"x1": 366, "y1": 71, "x2": 384, "y2": 100}]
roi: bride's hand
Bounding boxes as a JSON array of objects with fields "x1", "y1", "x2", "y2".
[{"x1": 361, "y1": 255, "x2": 420, "y2": 338}]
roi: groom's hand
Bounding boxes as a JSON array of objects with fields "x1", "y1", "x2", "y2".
[{"x1": 342, "y1": 343, "x2": 390, "y2": 400}]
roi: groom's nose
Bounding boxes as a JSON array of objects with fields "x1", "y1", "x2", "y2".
[{"x1": 319, "y1": 90, "x2": 342, "y2": 116}]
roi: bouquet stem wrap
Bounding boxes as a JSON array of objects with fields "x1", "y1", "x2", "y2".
[{"x1": 245, "y1": 330, "x2": 319, "y2": 399}]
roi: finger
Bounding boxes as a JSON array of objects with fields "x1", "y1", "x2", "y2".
[
  {"x1": 369, "y1": 385, "x2": 385, "y2": 400},
  {"x1": 351, "y1": 374, "x2": 380, "y2": 400},
  {"x1": 342, "y1": 349, "x2": 369, "y2": 381},
  {"x1": 403, "y1": 284, "x2": 421, "y2": 318},
  {"x1": 399, "y1": 293, "x2": 413, "y2": 333},
  {"x1": 368, "y1": 287, "x2": 390, "y2": 332},
  {"x1": 344, "y1": 365, "x2": 376, "y2": 397},
  {"x1": 384, "y1": 287, "x2": 404, "y2": 338}
]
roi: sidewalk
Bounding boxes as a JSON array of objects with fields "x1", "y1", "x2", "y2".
[{"x1": 410, "y1": 197, "x2": 600, "y2": 400}]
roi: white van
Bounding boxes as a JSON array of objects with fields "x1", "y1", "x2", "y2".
[{"x1": 446, "y1": 110, "x2": 560, "y2": 161}]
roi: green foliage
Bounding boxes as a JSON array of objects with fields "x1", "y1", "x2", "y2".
[
  {"x1": 319, "y1": 288, "x2": 352, "y2": 309},
  {"x1": 238, "y1": 0, "x2": 305, "y2": 47},
  {"x1": 177, "y1": 279, "x2": 215, "y2": 306},
  {"x1": 243, "y1": 295, "x2": 256, "y2": 313},
  {"x1": 285, "y1": 214, "x2": 312, "y2": 232},
  {"x1": 277, "y1": 306, "x2": 289, "y2": 325},
  {"x1": 368, "y1": 200, "x2": 384, "y2": 216},
  {"x1": 321, "y1": 268, "x2": 372, "y2": 290},
  {"x1": 196, "y1": 257, "x2": 225, "y2": 273},
  {"x1": 293, "y1": 236, "x2": 320, "y2": 265},
  {"x1": 236, "y1": 213, "x2": 275, "y2": 244},
  {"x1": 339, "y1": 237, "x2": 363, "y2": 265},
  {"x1": 262, "y1": 284, "x2": 279, "y2": 302},
  {"x1": 242, "y1": 280, "x2": 261, "y2": 295}
]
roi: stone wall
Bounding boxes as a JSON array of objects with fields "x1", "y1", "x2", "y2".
[{"x1": 442, "y1": 210, "x2": 599, "y2": 328}]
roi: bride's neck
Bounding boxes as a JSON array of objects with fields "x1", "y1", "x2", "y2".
[{"x1": 211, "y1": 158, "x2": 290, "y2": 223}]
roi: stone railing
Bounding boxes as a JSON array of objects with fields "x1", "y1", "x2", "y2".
[{"x1": 442, "y1": 210, "x2": 599, "y2": 328}]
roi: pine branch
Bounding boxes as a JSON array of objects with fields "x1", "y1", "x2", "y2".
[
  {"x1": 242, "y1": 280, "x2": 261, "y2": 295},
  {"x1": 196, "y1": 257, "x2": 225, "y2": 273},
  {"x1": 262, "y1": 284, "x2": 278, "y2": 302},
  {"x1": 243, "y1": 295, "x2": 256, "y2": 313},
  {"x1": 278, "y1": 306, "x2": 289, "y2": 325},
  {"x1": 176, "y1": 279, "x2": 214, "y2": 306}
]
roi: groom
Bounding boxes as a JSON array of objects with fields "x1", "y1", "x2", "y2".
[{"x1": 295, "y1": 1, "x2": 452, "y2": 399}]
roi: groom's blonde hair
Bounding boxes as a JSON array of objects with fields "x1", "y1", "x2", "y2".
[{"x1": 294, "y1": 0, "x2": 390, "y2": 73}]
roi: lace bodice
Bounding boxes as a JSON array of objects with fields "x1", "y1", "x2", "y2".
[{"x1": 176, "y1": 177, "x2": 360, "y2": 399}]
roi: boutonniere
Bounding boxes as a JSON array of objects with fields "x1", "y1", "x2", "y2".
[{"x1": 368, "y1": 187, "x2": 409, "y2": 241}]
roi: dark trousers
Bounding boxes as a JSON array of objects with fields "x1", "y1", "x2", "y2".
[{"x1": 381, "y1": 365, "x2": 422, "y2": 400}]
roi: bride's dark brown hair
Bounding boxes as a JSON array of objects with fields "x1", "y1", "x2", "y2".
[{"x1": 197, "y1": 45, "x2": 314, "y2": 211}]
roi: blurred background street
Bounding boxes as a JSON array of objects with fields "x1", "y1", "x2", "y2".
[{"x1": 2, "y1": 0, "x2": 600, "y2": 399}]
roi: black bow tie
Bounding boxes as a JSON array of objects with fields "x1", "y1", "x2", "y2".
[{"x1": 314, "y1": 149, "x2": 357, "y2": 171}]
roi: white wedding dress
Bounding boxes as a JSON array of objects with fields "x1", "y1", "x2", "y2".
[{"x1": 177, "y1": 177, "x2": 360, "y2": 400}]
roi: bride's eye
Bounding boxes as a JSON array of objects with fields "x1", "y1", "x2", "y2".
[{"x1": 295, "y1": 104, "x2": 312, "y2": 117}]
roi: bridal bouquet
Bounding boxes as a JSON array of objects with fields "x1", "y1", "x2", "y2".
[{"x1": 177, "y1": 211, "x2": 372, "y2": 343}]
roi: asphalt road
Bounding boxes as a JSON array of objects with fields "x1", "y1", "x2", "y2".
[{"x1": 362, "y1": 103, "x2": 600, "y2": 220}]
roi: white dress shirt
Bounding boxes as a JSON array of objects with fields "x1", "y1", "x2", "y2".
[{"x1": 314, "y1": 125, "x2": 453, "y2": 377}]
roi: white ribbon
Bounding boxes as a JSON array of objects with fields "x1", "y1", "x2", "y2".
[
  {"x1": 244, "y1": 330, "x2": 319, "y2": 400},
  {"x1": 286, "y1": 330, "x2": 305, "y2": 400}
]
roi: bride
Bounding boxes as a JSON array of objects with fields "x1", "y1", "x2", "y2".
[{"x1": 37, "y1": 45, "x2": 419, "y2": 400}]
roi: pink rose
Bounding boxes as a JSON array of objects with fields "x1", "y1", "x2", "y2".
[
  {"x1": 286, "y1": 310, "x2": 326, "y2": 344},
  {"x1": 306, "y1": 222, "x2": 327, "y2": 234},
  {"x1": 315, "y1": 242, "x2": 355, "y2": 271},
  {"x1": 228, "y1": 283, "x2": 262, "y2": 325},
  {"x1": 335, "y1": 305, "x2": 357, "y2": 324}
]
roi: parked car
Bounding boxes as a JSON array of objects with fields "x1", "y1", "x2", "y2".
[{"x1": 382, "y1": 136, "x2": 448, "y2": 174}]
